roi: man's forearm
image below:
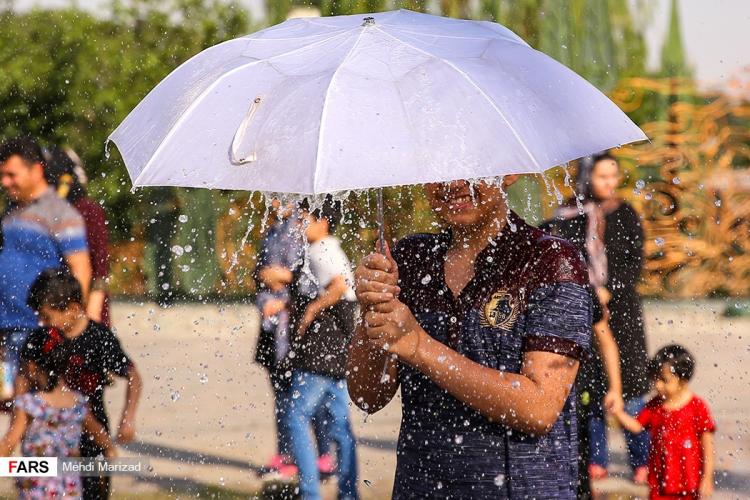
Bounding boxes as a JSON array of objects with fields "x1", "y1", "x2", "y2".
[
  {"x1": 401, "y1": 329, "x2": 577, "y2": 435},
  {"x1": 66, "y1": 251, "x2": 92, "y2": 301},
  {"x1": 346, "y1": 325, "x2": 399, "y2": 413}
]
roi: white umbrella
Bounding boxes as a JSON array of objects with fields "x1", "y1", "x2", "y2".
[{"x1": 109, "y1": 9, "x2": 646, "y2": 197}]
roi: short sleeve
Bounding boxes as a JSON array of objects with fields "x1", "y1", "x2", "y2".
[
  {"x1": 14, "y1": 393, "x2": 41, "y2": 418},
  {"x1": 522, "y1": 283, "x2": 592, "y2": 360},
  {"x1": 53, "y1": 209, "x2": 88, "y2": 256},
  {"x1": 694, "y1": 398, "x2": 716, "y2": 434},
  {"x1": 99, "y1": 330, "x2": 132, "y2": 377},
  {"x1": 636, "y1": 402, "x2": 655, "y2": 428},
  {"x1": 309, "y1": 239, "x2": 351, "y2": 289}
]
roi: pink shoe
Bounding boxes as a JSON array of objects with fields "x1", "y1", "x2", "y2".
[
  {"x1": 266, "y1": 454, "x2": 291, "y2": 470},
  {"x1": 633, "y1": 466, "x2": 648, "y2": 485},
  {"x1": 588, "y1": 464, "x2": 608, "y2": 480},
  {"x1": 277, "y1": 463, "x2": 298, "y2": 480},
  {"x1": 317, "y1": 453, "x2": 336, "y2": 474}
]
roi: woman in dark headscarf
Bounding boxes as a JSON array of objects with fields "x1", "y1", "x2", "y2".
[
  {"x1": 44, "y1": 147, "x2": 112, "y2": 327},
  {"x1": 543, "y1": 152, "x2": 650, "y2": 487}
]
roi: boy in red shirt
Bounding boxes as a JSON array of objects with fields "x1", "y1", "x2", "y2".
[{"x1": 612, "y1": 345, "x2": 715, "y2": 499}]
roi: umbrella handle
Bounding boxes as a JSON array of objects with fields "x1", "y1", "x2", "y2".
[{"x1": 230, "y1": 97, "x2": 262, "y2": 165}]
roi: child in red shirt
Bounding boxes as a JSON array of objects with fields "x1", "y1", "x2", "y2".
[{"x1": 612, "y1": 345, "x2": 715, "y2": 499}]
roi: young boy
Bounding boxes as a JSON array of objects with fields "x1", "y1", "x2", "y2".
[
  {"x1": 349, "y1": 178, "x2": 591, "y2": 498},
  {"x1": 286, "y1": 198, "x2": 359, "y2": 500},
  {"x1": 19, "y1": 268, "x2": 142, "y2": 500}
]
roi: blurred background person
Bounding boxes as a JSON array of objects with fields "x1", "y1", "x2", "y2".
[
  {"x1": 0, "y1": 137, "x2": 90, "y2": 400},
  {"x1": 543, "y1": 152, "x2": 650, "y2": 485},
  {"x1": 254, "y1": 200, "x2": 334, "y2": 479},
  {"x1": 44, "y1": 147, "x2": 111, "y2": 327}
]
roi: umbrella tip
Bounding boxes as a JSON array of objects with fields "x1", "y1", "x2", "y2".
[{"x1": 362, "y1": 17, "x2": 375, "y2": 27}]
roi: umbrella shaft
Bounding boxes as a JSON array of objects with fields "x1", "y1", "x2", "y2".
[{"x1": 377, "y1": 188, "x2": 385, "y2": 253}]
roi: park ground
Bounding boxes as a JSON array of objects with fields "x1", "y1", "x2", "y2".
[{"x1": 0, "y1": 299, "x2": 748, "y2": 499}]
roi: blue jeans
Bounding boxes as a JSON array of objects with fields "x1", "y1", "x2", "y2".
[
  {"x1": 588, "y1": 396, "x2": 649, "y2": 470},
  {"x1": 286, "y1": 371, "x2": 358, "y2": 500},
  {"x1": 272, "y1": 377, "x2": 331, "y2": 457}
]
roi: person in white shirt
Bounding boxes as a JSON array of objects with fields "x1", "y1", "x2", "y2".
[{"x1": 285, "y1": 197, "x2": 358, "y2": 500}]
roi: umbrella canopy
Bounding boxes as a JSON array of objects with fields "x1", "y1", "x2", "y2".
[{"x1": 109, "y1": 9, "x2": 646, "y2": 195}]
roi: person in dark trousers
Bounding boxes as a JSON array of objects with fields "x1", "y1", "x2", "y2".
[
  {"x1": 543, "y1": 152, "x2": 650, "y2": 486},
  {"x1": 285, "y1": 198, "x2": 358, "y2": 500},
  {"x1": 18, "y1": 269, "x2": 143, "y2": 500},
  {"x1": 349, "y1": 177, "x2": 592, "y2": 499}
]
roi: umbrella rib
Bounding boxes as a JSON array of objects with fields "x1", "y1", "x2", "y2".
[
  {"x1": 387, "y1": 26, "x2": 525, "y2": 45},
  {"x1": 312, "y1": 26, "x2": 370, "y2": 195},
  {"x1": 375, "y1": 27, "x2": 542, "y2": 171}
]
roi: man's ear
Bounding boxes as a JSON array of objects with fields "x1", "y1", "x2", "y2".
[
  {"x1": 31, "y1": 161, "x2": 46, "y2": 182},
  {"x1": 502, "y1": 174, "x2": 521, "y2": 189}
]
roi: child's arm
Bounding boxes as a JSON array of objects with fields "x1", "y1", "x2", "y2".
[
  {"x1": 700, "y1": 432, "x2": 715, "y2": 497},
  {"x1": 611, "y1": 407, "x2": 645, "y2": 434},
  {"x1": 116, "y1": 364, "x2": 142, "y2": 443},
  {"x1": 297, "y1": 275, "x2": 347, "y2": 335},
  {"x1": 83, "y1": 413, "x2": 117, "y2": 458},
  {"x1": 0, "y1": 407, "x2": 28, "y2": 455}
]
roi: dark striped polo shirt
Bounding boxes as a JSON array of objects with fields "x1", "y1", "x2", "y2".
[{"x1": 391, "y1": 212, "x2": 592, "y2": 499}]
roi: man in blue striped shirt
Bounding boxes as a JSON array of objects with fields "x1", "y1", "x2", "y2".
[{"x1": 0, "y1": 137, "x2": 91, "y2": 393}]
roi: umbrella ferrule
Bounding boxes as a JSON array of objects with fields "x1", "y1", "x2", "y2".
[{"x1": 362, "y1": 17, "x2": 375, "y2": 27}]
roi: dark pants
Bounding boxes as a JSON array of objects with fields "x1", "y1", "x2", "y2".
[{"x1": 81, "y1": 428, "x2": 111, "y2": 500}]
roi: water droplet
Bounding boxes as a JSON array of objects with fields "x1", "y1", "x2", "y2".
[
  {"x1": 170, "y1": 391, "x2": 181, "y2": 402},
  {"x1": 511, "y1": 381, "x2": 521, "y2": 389},
  {"x1": 199, "y1": 374, "x2": 208, "y2": 384},
  {"x1": 454, "y1": 435, "x2": 463, "y2": 444},
  {"x1": 178, "y1": 214, "x2": 189, "y2": 223},
  {"x1": 421, "y1": 274, "x2": 432, "y2": 285},
  {"x1": 714, "y1": 199, "x2": 722, "y2": 207},
  {"x1": 171, "y1": 245, "x2": 185, "y2": 256},
  {"x1": 654, "y1": 237, "x2": 665, "y2": 247},
  {"x1": 364, "y1": 479, "x2": 372, "y2": 487},
  {"x1": 292, "y1": 390, "x2": 301, "y2": 399},
  {"x1": 636, "y1": 180, "x2": 645, "y2": 189},
  {"x1": 684, "y1": 439, "x2": 693, "y2": 449},
  {"x1": 437, "y1": 481, "x2": 443, "y2": 490},
  {"x1": 494, "y1": 473, "x2": 506, "y2": 487}
]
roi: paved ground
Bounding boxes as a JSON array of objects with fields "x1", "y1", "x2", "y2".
[{"x1": 0, "y1": 299, "x2": 748, "y2": 499}]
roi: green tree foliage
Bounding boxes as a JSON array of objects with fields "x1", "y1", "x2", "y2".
[
  {"x1": 0, "y1": 1, "x2": 251, "y2": 296},
  {"x1": 0, "y1": 0, "x2": 674, "y2": 297}
]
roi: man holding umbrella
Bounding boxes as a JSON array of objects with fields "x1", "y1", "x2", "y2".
[
  {"x1": 106, "y1": 8, "x2": 646, "y2": 498},
  {"x1": 349, "y1": 177, "x2": 592, "y2": 498}
]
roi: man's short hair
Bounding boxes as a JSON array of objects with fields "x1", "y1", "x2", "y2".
[
  {"x1": 27, "y1": 268, "x2": 83, "y2": 312},
  {"x1": 0, "y1": 137, "x2": 46, "y2": 167}
]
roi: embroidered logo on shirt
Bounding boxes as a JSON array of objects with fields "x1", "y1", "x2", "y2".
[{"x1": 480, "y1": 290, "x2": 519, "y2": 330}]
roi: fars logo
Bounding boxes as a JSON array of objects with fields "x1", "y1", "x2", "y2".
[{"x1": 0, "y1": 458, "x2": 57, "y2": 477}]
